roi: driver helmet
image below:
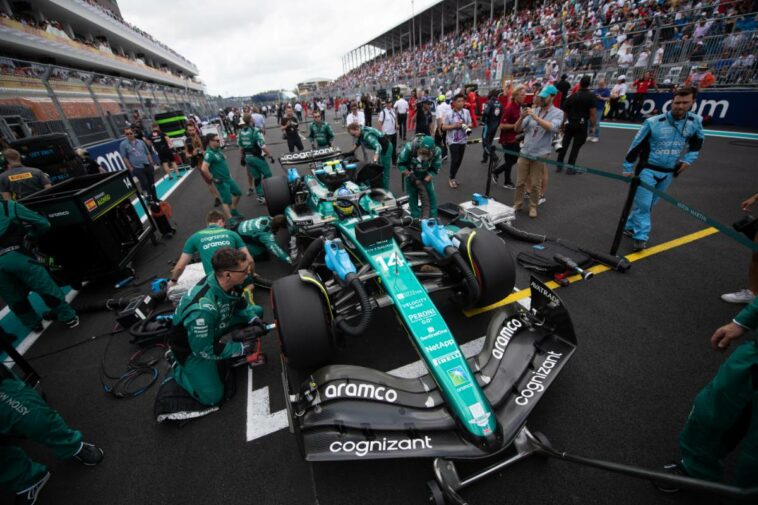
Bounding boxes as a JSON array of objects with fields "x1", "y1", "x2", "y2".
[
  {"x1": 416, "y1": 135, "x2": 436, "y2": 161},
  {"x1": 333, "y1": 186, "x2": 355, "y2": 217}
]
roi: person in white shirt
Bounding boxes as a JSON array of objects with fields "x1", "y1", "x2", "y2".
[
  {"x1": 345, "y1": 102, "x2": 365, "y2": 127},
  {"x1": 635, "y1": 49, "x2": 650, "y2": 68},
  {"x1": 294, "y1": 102, "x2": 303, "y2": 121},
  {"x1": 393, "y1": 96, "x2": 409, "y2": 140},
  {"x1": 609, "y1": 75, "x2": 628, "y2": 120},
  {"x1": 434, "y1": 95, "x2": 451, "y2": 160},
  {"x1": 378, "y1": 100, "x2": 398, "y2": 164},
  {"x1": 653, "y1": 46, "x2": 664, "y2": 66}
]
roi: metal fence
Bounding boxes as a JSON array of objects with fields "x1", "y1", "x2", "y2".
[
  {"x1": 0, "y1": 56, "x2": 214, "y2": 148},
  {"x1": 328, "y1": 10, "x2": 758, "y2": 97}
]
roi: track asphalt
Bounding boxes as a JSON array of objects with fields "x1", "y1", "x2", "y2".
[{"x1": 2, "y1": 113, "x2": 756, "y2": 505}]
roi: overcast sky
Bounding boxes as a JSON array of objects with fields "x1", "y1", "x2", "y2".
[{"x1": 119, "y1": 0, "x2": 438, "y2": 97}]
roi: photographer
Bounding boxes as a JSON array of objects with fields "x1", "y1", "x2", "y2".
[
  {"x1": 513, "y1": 85, "x2": 564, "y2": 218},
  {"x1": 441, "y1": 93, "x2": 472, "y2": 189},
  {"x1": 280, "y1": 105, "x2": 304, "y2": 153}
]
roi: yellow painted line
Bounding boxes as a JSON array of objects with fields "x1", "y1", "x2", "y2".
[{"x1": 464, "y1": 227, "x2": 720, "y2": 317}]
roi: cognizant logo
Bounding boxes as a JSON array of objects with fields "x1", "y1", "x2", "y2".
[
  {"x1": 324, "y1": 383, "x2": 398, "y2": 402},
  {"x1": 515, "y1": 351, "x2": 562, "y2": 406},
  {"x1": 329, "y1": 436, "x2": 433, "y2": 457}
]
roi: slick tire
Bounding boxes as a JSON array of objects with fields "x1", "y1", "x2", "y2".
[
  {"x1": 462, "y1": 229, "x2": 516, "y2": 308},
  {"x1": 271, "y1": 274, "x2": 332, "y2": 371},
  {"x1": 262, "y1": 176, "x2": 292, "y2": 216}
]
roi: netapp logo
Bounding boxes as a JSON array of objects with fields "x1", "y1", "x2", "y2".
[
  {"x1": 324, "y1": 383, "x2": 397, "y2": 402},
  {"x1": 492, "y1": 319, "x2": 523, "y2": 360},
  {"x1": 515, "y1": 351, "x2": 562, "y2": 406},
  {"x1": 329, "y1": 436, "x2": 433, "y2": 457},
  {"x1": 425, "y1": 339, "x2": 456, "y2": 353}
]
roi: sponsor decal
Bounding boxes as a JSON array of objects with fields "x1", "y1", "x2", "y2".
[
  {"x1": 515, "y1": 351, "x2": 563, "y2": 406},
  {"x1": 84, "y1": 198, "x2": 97, "y2": 211},
  {"x1": 467, "y1": 402, "x2": 492, "y2": 429},
  {"x1": 408, "y1": 308, "x2": 437, "y2": 323},
  {"x1": 0, "y1": 391, "x2": 30, "y2": 416},
  {"x1": 95, "y1": 191, "x2": 111, "y2": 206},
  {"x1": 425, "y1": 339, "x2": 456, "y2": 353},
  {"x1": 447, "y1": 366, "x2": 469, "y2": 387},
  {"x1": 329, "y1": 436, "x2": 433, "y2": 457},
  {"x1": 530, "y1": 280, "x2": 561, "y2": 307},
  {"x1": 202, "y1": 240, "x2": 232, "y2": 250},
  {"x1": 8, "y1": 172, "x2": 33, "y2": 182},
  {"x1": 324, "y1": 382, "x2": 397, "y2": 403},
  {"x1": 492, "y1": 318, "x2": 523, "y2": 360},
  {"x1": 432, "y1": 350, "x2": 461, "y2": 366},
  {"x1": 48, "y1": 210, "x2": 70, "y2": 218}
]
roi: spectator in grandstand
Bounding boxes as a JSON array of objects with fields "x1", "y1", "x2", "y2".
[
  {"x1": 345, "y1": 102, "x2": 365, "y2": 127},
  {"x1": 721, "y1": 192, "x2": 758, "y2": 305},
  {"x1": 685, "y1": 64, "x2": 717, "y2": 90},
  {"x1": 727, "y1": 51, "x2": 755, "y2": 83},
  {"x1": 513, "y1": 85, "x2": 563, "y2": 219},
  {"x1": 441, "y1": 93, "x2": 473, "y2": 189},
  {"x1": 394, "y1": 94, "x2": 410, "y2": 140},
  {"x1": 630, "y1": 71, "x2": 658, "y2": 121},
  {"x1": 378, "y1": 100, "x2": 398, "y2": 164},
  {"x1": 556, "y1": 76, "x2": 596, "y2": 175}
]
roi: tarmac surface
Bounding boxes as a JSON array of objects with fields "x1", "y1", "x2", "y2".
[{"x1": 2, "y1": 112, "x2": 757, "y2": 505}]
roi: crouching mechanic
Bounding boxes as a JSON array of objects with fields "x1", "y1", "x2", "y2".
[
  {"x1": 622, "y1": 87, "x2": 704, "y2": 251},
  {"x1": 346, "y1": 123, "x2": 393, "y2": 190},
  {"x1": 235, "y1": 215, "x2": 292, "y2": 265},
  {"x1": 398, "y1": 135, "x2": 442, "y2": 218},
  {"x1": 657, "y1": 295, "x2": 758, "y2": 491},
  {"x1": 168, "y1": 248, "x2": 266, "y2": 407},
  {"x1": 1, "y1": 366, "x2": 104, "y2": 504},
  {"x1": 237, "y1": 114, "x2": 274, "y2": 204}
]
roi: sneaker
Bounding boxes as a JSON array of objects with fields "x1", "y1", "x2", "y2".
[
  {"x1": 256, "y1": 196, "x2": 266, "y2": 205},
  {"x1": 653, "y1": 461, "x2": 688, "y2": 493},
  {"x1": 623, "y1": 229, "x2": 634, "y2": 238},
  {"x1": 633, "y1": 239, "x2": 647, "y2": 252},
  {"x1": 247, "y1": 188, "x2": 255, "y2": 196},
  {"x1": 538, "y1": 195, "x2": 547, "y2": 205},
  {"x1": 588, "y1": 136, "x2": 599, "y2": 143},
  {"x1": 720, "y1": 289, "x2": 756, "y2": 304},
  {"x1": 72, "y1": 442, "x2": 104, "y2": 466},
  {"x1": 16, "y1": 472, "x2": 50, "y2": 505},
  {"x1": 442, "y1": 155, "x2": 449, "y2": 161},
  {"x1": 528, "y1": 208, "x2": 538, "y2": 218},
  {"x1": 213, "y1": 198, "x2": 221, "y2": 207},
  {"x1": 64, "y1": 316, "x2": 79, "y2": 329},
  {"x1": 491, "y1": 174, "x2": 499, "y2": 185},
  {"x1": 503, "y1": 183, "x2": 515, "y2": 190}
]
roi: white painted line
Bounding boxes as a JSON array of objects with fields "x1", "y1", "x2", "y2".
[{"x1": 245, "y1": 287, "x2": 530, "y2": 441}]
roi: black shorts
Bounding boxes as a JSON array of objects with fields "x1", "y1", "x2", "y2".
[{"x1": 158, "y1": 150, "x2": 174, "y2": 164}]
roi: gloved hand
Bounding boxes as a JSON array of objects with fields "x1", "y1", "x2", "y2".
[{"x1": 248, "y1": 317, "x2": 269, "y2": 336}]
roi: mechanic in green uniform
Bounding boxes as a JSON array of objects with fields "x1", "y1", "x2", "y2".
[
  {"x1": 236, "y1": 215, "x2": 292, "y2": 264},
  {"x1": 169, "y1": 248, "x2": 265, "y2": 406},
  {"x1": 237, "y1": 114, "x2": 274, "y2": 204},
  {"x1": 168, "y1": 210, "x2": 252, "y2": 285},
  {"x1": 0, "y1": 200, "x2": 78, "y2": 332},
  {"x1": 200, "y1": 133, "x2": 242, "y2": 219},
  {"x1": 346, "y1": 123, "x2": 393, "y2": 190},
  {"x1": 0, "y1": 366, "x2": 103, "y2": 504},
  {"x1": 397, "y1": 135, "x2": 442, "y2": 218},
  {"x1": 658, "y1": 296, "x2": 758, "y2": 491},
  {"x1": 307, "y1": 111, "x2": 335, "y2": 149}
]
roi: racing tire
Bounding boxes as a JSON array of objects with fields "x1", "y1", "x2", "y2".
[
  {"x1": 271, "y1": 274, "x2": 332, "y2": 371},
  {"x1": 262, "y1": 176, "x2": 292, "y2": 216},
  {"x1": 462, "y1": 229, "x2": 516, "y2": 308}
]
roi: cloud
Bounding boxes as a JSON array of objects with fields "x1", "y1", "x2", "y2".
[{"x1": 119, "y1": 0, "x2": 438, "y2": 96}]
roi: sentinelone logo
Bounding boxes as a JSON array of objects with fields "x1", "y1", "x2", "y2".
[{"x1": 329, "y1": 436, "x2": 433, "y2": 457}]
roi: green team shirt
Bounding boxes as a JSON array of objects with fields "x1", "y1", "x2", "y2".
[
  {"x1": 397, "y1": 141, "x2": 442, "y2": 175},
  {"x1": 237, "y1": 217, "x2": 291, "y2": 263},
  {"x1": 238, "y1": 127, "x2": 266, "y2": 154},
  {"x1": 308, "y1": 122, "x2": 335, "y2": 147},
  {"x1": 182, "y1": 224, "x2": 246, "y2": 274},
  {"x1": 203, "y1": 146, "x2": 231, "y2": 180},
  {"x1": 0, "y1": 200, "x2": 50, "y2": 241},
  {"x1": 355, "y1": 126, "x2": 386, "y2": 155}
]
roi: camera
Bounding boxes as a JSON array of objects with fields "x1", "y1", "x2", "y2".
[
  {"x1": 552, "y1": 133, "x2": 563, "y2": 152},
  {"x1": 464, "y1": 125, "x2": 473, "y2": 136}
]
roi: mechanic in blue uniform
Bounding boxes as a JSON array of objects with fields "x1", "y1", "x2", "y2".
[
  {"x1": 658, "y1": 295, "x2": 758, "y2": 491},
  {"x1": 0, "y1": 200, "x2": 78, "y2": 332},
  {"x1": 235, "y1": 215, "x2": 292, "y2": 265},
  {"x1": 169, "y1": 248, "x2": 265, "y2": 406},
  {"x1": 621, "y1": 87, "x2": 705, "y2": 251},
  {"x1": 0, "y1": 366, "x2": 103, "y2": 505},
  {"x1": 397, "y1": 135, "x2": 442, "y2": 218},
  {"x1": 346, "y1": 123, "x2": 393, "y2": 191}
]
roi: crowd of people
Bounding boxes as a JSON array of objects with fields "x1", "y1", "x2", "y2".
[{"x1": 331, "y1": 0, "x2": 757, "y2": 94}]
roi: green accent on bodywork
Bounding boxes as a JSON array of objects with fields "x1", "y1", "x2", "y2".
[
  {"x1": 155, "y1": 116, "x2": 186, "y2": 124},
  {"x1": 336, "y1": 220, "x2": 497, "y2": 440}
]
